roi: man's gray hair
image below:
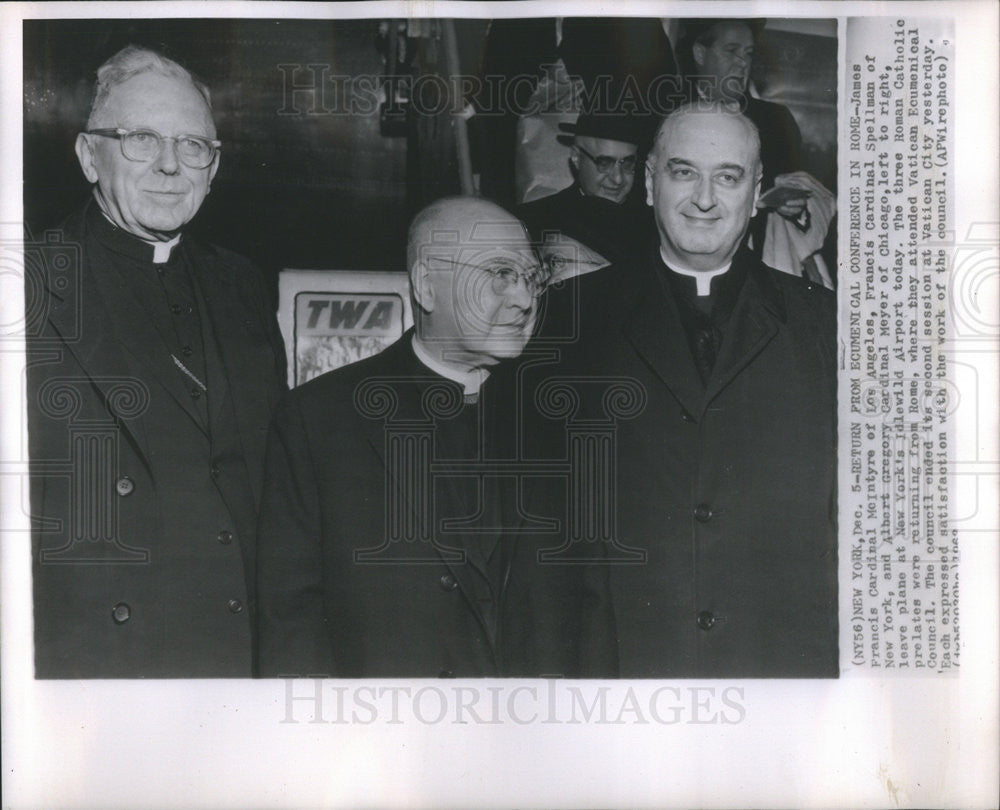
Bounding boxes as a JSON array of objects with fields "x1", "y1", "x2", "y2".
[
  {"x1": 86, "y1": 45, "x2": 212, "y2": 129},
  {"x1": 647, "y1": 100, "x2": 762, "y2": 176}
]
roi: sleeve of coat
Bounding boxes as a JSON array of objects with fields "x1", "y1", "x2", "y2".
[{"x1": 256, "y1": 394, "x2": 334, "y2": 677}]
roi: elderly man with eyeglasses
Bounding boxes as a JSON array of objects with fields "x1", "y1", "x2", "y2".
[
  {"x1": 27, "y1": 45, "x2": 287, "y2": 678},
  {"x1": 256, "y1": 196, "x2": 617, "y2": 678},
  {"x1": 516, "y1": 113, "x2": 656, "y2": 289}
]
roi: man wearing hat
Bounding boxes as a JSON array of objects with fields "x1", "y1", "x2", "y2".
[{"x1": 516, "y1": 113, "x2": 655, "y2": 283}]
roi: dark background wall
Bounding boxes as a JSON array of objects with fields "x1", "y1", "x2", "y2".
[{"x1": 23, "y1": 18, "x2": 491, "y2": 279}]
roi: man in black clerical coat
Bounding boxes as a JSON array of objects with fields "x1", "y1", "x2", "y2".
[
  {"x1": 469, "y1": 17, "x2": 678, "y2": 209},
  {"x1": 523, "y1": 103, "x2": 837, "y2": 677},
  {"x1": 256, "y1": 197, "x2": 617, "y2": 678},
  {"x1": 27, "y1": 46, "x2": 286, "y2": 677},
  {"x1": 516, "y1": 113, "x2": 655, "y2": 283}
]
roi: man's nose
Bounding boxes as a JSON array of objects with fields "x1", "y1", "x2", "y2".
[
  {"x1": 153, "y1": 138, "x2": 180, "y2": 173},
  {"x1": 692, "y1": 175, "x2": 716, "y2": 210},
  {"x1": 506, "y1": 275, "x2": 535, "y2": 310},
  {"x1": 607, "y1": 162, "x2": 624, "y2": 184}
]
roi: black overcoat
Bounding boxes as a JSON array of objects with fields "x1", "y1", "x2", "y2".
[
  {"x1": 521, "y1": 248, "x2": 838, "y2": 677},
  {"x1": 27, "y1": 201, "x2": 286, "y2": 677},
  {"x1": 256, "y1": 333, "x2": 617, "y2": 678}
]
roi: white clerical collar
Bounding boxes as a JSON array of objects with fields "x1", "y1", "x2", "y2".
[
  {"x1": 660, "y1": 247, "x2": 731, "y2": 296},
  {"x1": 411, "y1": 335, "x2": 490, "y2": 396},
  {"x1": 98, "y1": 208, "x2": 181, "y2": 264},
  {"x1": 146, "y1": 235, "x2": 181, "y2": 264}
]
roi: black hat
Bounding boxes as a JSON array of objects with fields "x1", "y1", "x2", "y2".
[{"x1": 557, "y1": 113, "x2": 643, "y2": 147}]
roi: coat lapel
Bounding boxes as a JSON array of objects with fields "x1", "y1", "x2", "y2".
[
  {"x1": 89, "y1": 253, "x2": 208, "y2": 435},
  {"x1": 622, "y1": 265, "x2": 706, "y2": 419},
  {"x1": 358, "y1": 337, "x2": 497, "y2": 629},
  {"x1": 704, "y1": 259, "x2": 785, "y2": 406},
  {"x1": 42, "y1": 225, "x2": 154, "y2": 465},
  {"x1": 356, "y1": 337, "x2": 466, "y2": 563}
]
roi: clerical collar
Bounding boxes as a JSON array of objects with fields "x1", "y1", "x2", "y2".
[
  {"x1": 660, "y1": 247, "x2": 731, "y2": 296},
  {"x1": 147, "y1": 234, "x2": 181, "y2": 264},
  {"x1": 411, "y1": 335, "x2": 490, "y2": 397},
  {"x1": 87, "y1": 197, "x2": 183, "y2": 264}
]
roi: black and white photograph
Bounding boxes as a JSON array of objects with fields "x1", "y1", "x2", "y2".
[{"x1": 1, "y1": 2, "x2": 997, "y2": 808}]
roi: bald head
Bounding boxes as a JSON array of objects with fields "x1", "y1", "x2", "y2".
[
  {"x1": 407, "y1": 197, "x2": 526, "y2": 272},
  {"x1": 407, "y1": 196, "x2": 539, "y2": 368}
]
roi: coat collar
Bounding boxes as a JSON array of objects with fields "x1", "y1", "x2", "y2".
[
  {"x1": 622, "y1": 245, "x2": 786, "y2": 417},
  {"x1": 84, "y1": 198, "x2": 183, "y2": 264},
  {"x1": 82, "y1": 202, "x2": 209, "y2": 434},
  {"x1": 357, "y1": 333, "x2": 501, "y2": 587}
]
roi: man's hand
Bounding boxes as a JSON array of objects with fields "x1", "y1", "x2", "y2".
[{"x1": 758, "y1": 171, "x2": 830, "y2": 226}]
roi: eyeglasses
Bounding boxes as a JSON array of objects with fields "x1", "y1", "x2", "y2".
[
  {"x1": 575, "y1": 145, "x2": 637, "y2": 175},
  {"x1": 433, "y1": 257, "x2": 546, "y2": 299},
  {"x1": 86, "y1": 127, "x2": 221, "y2": 169}
]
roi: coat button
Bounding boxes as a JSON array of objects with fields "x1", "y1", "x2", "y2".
[
  {"x1": 217, "y1": 530, "x2": 233, "y2": 545},
  {"x1": 170, "y1": 304, "x2": 182, "y2": 315},
  {"x1": 694, "y1": 503, "x2": 713, "y2": 522},
  {"x1": 680, "y1": 410, "x2": 695, "y2": 422},
  {"x1": 697, "y1": 610, "x2": 716, "y2": 631},
  {"x1": 115, "y1": 476, "x2": 134, "y2": 496},
  {"x1": 210, "y1": 464, "x2": 221, "y2": 479},
  {"x1": 439, "y1": 669, "x2": 455, "y2": 678},
  {"x1": 181, "y1": 345, "x2": 193, "y2": 357},
  {"x1": 190, "y1": 388, "x2": 201, "y2": 399},
  {"x1": 227, "y1": 599, "x2": 244, "y2": 614},
  {"x1": 111, "y1": 602, "x2": 131, "y2": 624},
  {"x1": 439, "y1": 574, "x2": 458, "y2": 591}
]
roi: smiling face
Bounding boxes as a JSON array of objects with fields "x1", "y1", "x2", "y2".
[
  {"x1": 572, "y1": 135, "x2": 638, "y2": 204},
  {"x1": 692, "y1": 21, "x2": 755, "y2": 100},
  {"x1": 645, "y1": 109, "x2": 761, "y2": 272},
  {"x1": 75, "y1": 72, "x2": 219, "y2": 241}
]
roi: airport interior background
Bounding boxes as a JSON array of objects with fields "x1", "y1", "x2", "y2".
[{"x1": 23, "y1": 17, "x2": 837, "y2": 286}]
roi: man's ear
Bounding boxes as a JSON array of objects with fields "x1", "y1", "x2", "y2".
[
  {"x1": 692, "y1": 42, "x2": 707, "y2": 70},
  {"x1": 569, "y1": 145, "x2": 580, "y2": 172},
  {"x1": 645, "y1": 162, "x2": 656, "y2": 207},
  {"x1": 752, "y1": 169, "x2": 762, "y2": 211},
  {"x1": 410, "y1": 260, "x2": 435, "y2": 314},
  {"x1": 75, "y1": 133, "x2": 99, "y2": 184}
]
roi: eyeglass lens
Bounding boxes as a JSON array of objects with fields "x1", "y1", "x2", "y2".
[{"x1": 123, "y1": 131, "x2": 215, "y2": 167}]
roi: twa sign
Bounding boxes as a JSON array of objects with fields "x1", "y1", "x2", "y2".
[
  {"x1": 298, "y1": 294, "x2": 401, "y2": 336},
  {"x1": 278, "y1": 270, "x2": 413, "y2": 387}
]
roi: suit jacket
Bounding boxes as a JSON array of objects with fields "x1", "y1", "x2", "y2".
[
  {"x1": 256, "y1": 332, "x2": 617, "y2": 678},
  {"x1": 27, "y1": 200, "x2": 286, "y2": 677},
  {"x1": 522, "y1": 247, "x2": 838, "y2": 677}
]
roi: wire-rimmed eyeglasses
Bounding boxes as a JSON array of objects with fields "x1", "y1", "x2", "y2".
[
  {"x1": 85, "y1": 127, "x2": 221, "y2": 170},
  {"x1": 432, "y1": 257, "x2": 547, "y2": 299},
  {"x1": 575, "y1": 144, "x2": 637, "y2": 175}
]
